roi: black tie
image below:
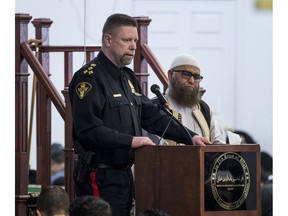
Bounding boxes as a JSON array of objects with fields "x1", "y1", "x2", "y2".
[{"x1": 120, "y1": 70, "x2": 142, "y2": 136}]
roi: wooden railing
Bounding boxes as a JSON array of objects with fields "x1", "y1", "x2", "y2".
[
  {"x1": 15, "y1": 13, "x2": 167, "y2": 216},
  {"x1": 21, "y1": 42, "x2": 66, "y2": 119}
]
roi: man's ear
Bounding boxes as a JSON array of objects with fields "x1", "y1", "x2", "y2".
[
  {"x1": 167, "y1": 70, "x2": 173, "y2": 80},
  {"x1": 103, "y1": 34, "x2": 112, "y2": 47}
]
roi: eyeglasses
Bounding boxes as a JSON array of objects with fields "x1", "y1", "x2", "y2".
[{"x1": 172, "y1": 70, "x2": 203, "y2": 83}]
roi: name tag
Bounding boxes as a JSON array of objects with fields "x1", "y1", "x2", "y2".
[{"x1": 113, "y1": 94, "x2": 122, "y2": 97}]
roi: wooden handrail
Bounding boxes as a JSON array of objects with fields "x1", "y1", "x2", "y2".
[
  {"x1": 30, "y1": 45, "x2": 101, "y2": 52},
  {"x1": 141, "y1": 43, "x2": 168, "y2": 90},
  {"x1": 29, "y1": 43, "x2": 168, "y2": 90},
  {"x1": 20, "y1": 42, "x2": 66, "y2": 119}
]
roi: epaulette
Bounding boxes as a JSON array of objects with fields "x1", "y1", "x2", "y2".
[{"x1": 81, "y1": 63, "x2": 97, "y2": 76}]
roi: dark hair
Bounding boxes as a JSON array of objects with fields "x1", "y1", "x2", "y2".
[
  {"x1": 261, "y1": 151, "x2": 273, "y2": 172},
  {"x1": 36, "y1": 186, "x2": 70, "y2": 216},
  {"x1": 69, "y1": 196, "x2": 112, "y2": 216},
  {"x1": 102, "y1": 13, "x2": 137, "y2": 36},
  {"x1": 138, "y1": 208, "x2": 171, "y2": 216},
  {"x1": 261, "y1": 151, "x2": 273, "y2": 182},
  {"x1": 51, "y1": 143, "x2": 65, "y2": 163}
]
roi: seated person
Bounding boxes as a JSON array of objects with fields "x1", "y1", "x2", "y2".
[
  {"x1": 261, "y1": 151, "x2": 273, "y2": 216},
  {"x1": 69, "y1": 196, "x2": 112, "y2": 216},
  {"x1": 51, "y1": 143, "x2": 65, "y2": 186},
  {"x1": 150, "y1": 54, "x2": 226, "y2": 145},
  {"x1": 36, "y1": 185, "x2": 70, "y2": 216},
  {"x1": 138, "y1": 208, "x2": 170, "y2": 216}
]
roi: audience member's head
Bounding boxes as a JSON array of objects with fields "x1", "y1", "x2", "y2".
[
  {"x1": 51, "y1": 143, "x2": 65, "y2": 166},
  {"x1": 261, "y1": 151, "x2": 273, "y2": 183},
  {"x1": 36, "y1": 185, "x2": 70, "y2": 216},
  {"x1": 69, "y1": 196, "x2": 112, "y2": 216},
  {"x1": 138, "y1": 208, "x2": 171, "y2": 216},
  {"x1": 51, "y1": 143, "x2": 65, "y2": 185}
]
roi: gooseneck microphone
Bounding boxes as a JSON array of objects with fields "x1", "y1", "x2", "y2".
[
  {"x1": 150, "y1": 84, "x2": 194, "y2": 145},
  {"x1": 150, "y1": 84, "x2": 168, "y2": 106}
]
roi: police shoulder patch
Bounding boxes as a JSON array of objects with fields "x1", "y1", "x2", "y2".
[{"x1": 76, "y1": 82, "x2": 92, "y2": 99}]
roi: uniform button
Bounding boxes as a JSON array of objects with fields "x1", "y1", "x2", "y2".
[{"x1": 131, "y1": 102, "x2": 133, "y2": 105}]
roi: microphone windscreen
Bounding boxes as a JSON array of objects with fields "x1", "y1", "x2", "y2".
[{"x1": 150, "y1": 84, "x2": 160, "y2": 94}]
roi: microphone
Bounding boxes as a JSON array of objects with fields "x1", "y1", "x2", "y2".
[
  {"x1": 150, "y1": 84, "x2": 194, "y2": 145},
  {"x1": 150, "y1": 84, "x2": 168, "y2": 106}
]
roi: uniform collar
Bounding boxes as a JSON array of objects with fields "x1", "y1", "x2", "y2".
[{"x1": 97, "y1": 51, "x2": 126, "y2": 81}]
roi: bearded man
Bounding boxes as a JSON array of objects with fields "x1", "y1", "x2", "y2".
[{"x1": 153, "y1": 54, "x2": 226, "y2": 144}]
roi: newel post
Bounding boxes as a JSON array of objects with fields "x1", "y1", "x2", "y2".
[
  {"x1": 134, "y1": 16, "x2": 151, "y2": 96},
  {"x1": 15, "y1": 13, "x2": 33, "y2": 216},
  {"x1": 31, "y1": 18, "x2": 53, "y2": 187}
]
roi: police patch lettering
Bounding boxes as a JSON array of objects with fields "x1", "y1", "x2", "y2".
[{"x1": 76, "y1": 82, "x2": 92, "y2": 99}]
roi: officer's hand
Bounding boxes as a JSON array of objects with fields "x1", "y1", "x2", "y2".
[
  {"x1": 131, "y1": 137, "x2": 155, "y2": 148},
  {"x1": 192, "y1": 135, "x2": 212, "y2": 146}
]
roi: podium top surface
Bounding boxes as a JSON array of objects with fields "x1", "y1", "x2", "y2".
[{"x1": 136, "y1": 144, "x2": 260, "y2": 153}]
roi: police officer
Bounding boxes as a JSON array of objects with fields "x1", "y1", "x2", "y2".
[{"x1": 69, "y1": 13, "x2": 211, "y2": 216}]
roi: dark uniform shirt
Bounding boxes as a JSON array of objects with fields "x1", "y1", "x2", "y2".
[{"x1": 69, "y1": 51, "x2": 197, "y2": 166}]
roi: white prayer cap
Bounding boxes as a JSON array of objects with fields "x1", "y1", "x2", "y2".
[{"x1": 169, "y1": 54, "x2": 200, "y2": 70}]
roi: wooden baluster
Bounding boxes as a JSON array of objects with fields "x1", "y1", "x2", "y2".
[
  {"x1": 31, "y1": 18, "x2": 53, "y2": 188},
  {"x1": 134, "y1": 16, "x2": 151, "y2": 96}
]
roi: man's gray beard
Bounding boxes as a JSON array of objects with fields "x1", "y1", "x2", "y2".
[
  {"x1": 168, "y1": 78, "x2": 200, "y2": 107},
  {"x1": 120, "y1": 55, "x2": 133, "y2": 66}
]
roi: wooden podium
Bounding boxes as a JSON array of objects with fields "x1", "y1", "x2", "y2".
[{"x1": 134, "y1": 144, "x2": 261, "y2": 216}]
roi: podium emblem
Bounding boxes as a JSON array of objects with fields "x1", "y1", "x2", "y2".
[{"x1": 210, "y1": 152, "x2": 250, "y2": 210}]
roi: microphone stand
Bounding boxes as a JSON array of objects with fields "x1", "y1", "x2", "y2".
[
  {"x1": 157, "y1": 106, "x2": 174, "y2": 145},
  {"x1": 157, "y1": 104, "x2": 194, "y2": 145}
]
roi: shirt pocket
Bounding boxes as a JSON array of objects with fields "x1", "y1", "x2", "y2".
[
  {"x1": 107, "y1": 96, "x2": 133, "y2": 128},
  {"x1": 108, "y1": 96, "x2": 129, "y2": 107}
]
